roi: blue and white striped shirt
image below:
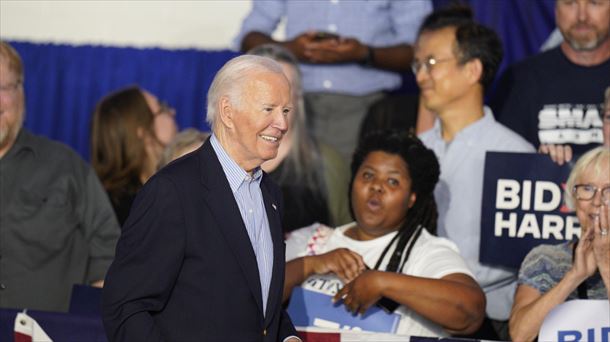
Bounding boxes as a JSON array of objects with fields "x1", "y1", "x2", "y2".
[
  {"x1": 210, "y1": 134, "x2": 274, "y2": 314},
  {"x1": 233, "y1": 0, "x2": 433, "y2": 95}
]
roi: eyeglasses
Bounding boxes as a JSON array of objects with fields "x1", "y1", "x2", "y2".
[
  {"x1": 573, "y1": 184, "x2": 610, "y2": 203},
  {"x1": 154, "y1": 102, "x2": 175, "y2": 117},
  {"x1": 0, "y1": 81, "x2": 22, "y2": 95},
  {"x1": 411, "y1": 57, "x2": 455, "y2": 75}
]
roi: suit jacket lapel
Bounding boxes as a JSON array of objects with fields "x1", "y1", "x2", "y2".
[
  {"x1": 261, "y1": 176, "x2": 284, "y2": 325},
  {"x1": 199, "y1": 141, "x2": 264, "y2": 314}
]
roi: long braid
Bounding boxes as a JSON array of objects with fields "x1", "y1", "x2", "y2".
[
  {"x1": 382, "y1": 194, "x2": 437, "y2": 272},
  {"x1": 419, "y1": 195, "x2": 438, "y2": 235}
]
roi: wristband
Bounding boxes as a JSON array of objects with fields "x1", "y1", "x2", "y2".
[{"x1": 361, "y1": 46, "x2": 375, "y2": 67}]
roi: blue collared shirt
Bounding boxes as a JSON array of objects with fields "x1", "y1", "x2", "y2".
[
  {"x1": 210, "y1": 134, "x2": 274, "y2": 314},
  {"x1": 419, "y1": 107, "x2": 535, "y2": 320},
  {"x1": 234, "y1": 0, "x2": 433, "y2": 95}
]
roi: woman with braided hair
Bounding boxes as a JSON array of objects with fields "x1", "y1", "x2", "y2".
[{"x1": 283, "y1": 130, "x2": 485, "y2": 337}]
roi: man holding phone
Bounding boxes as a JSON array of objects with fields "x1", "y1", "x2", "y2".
[{"x1": 234, "y1": 0, "x2": 433, "y2": 163}]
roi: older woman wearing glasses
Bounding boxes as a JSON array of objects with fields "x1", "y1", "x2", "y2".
[
  {"x1": 91, "y1": 86, "x2": 178, "y2": 226},
  {"x1": 509, "y1": 146, "x2": 610, "y2": 341}
]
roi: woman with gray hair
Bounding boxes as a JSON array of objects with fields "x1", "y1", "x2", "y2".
[
  {"x1": 248, "y1": 44, "x2": 351, "y2": 232},
  {"x1": 157, "y1": 128, "x2": 210, "y2": 169},
  {"x1": 509, "y1": 146, "x2": 610, "y2": 341}
]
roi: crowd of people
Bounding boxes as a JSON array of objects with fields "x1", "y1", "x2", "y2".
[{"x1": 0, "y1": 0, "x2": 608, "y2": 341}]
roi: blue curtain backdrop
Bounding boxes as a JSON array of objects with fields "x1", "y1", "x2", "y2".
[
  {"x1": 12, "y1": 41, "x2": 238, "y2": 160},
  {"x1": 10, "y1": 0, "x2": 556, "y2": 161}
]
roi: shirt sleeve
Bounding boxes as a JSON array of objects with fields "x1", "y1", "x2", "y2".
[
  {"x1": 409, "y1": 234, "x2": 475, "y2": 280},
  {"x1": 390, "y1": 0, "x2": 433, "y2": 44},
  {"x1": 285, "y1": 224, "x2": 318, "y2": 262},
  {"x1": 518, "y1": 245, "x2": 557, "y2": 295},
  {"x1": 78, "y1": 162, "x2": 121, "y2": 283},
  {"x1": 232, "y1": 0, "x2": 285, "y2": 50}
]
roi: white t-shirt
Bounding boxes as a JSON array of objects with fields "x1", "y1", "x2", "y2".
[{"x1": 285, "y1": 222, "x2": 474, "y2": 337}]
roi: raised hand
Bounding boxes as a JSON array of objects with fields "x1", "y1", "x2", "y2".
[
  {"x1": 570, "y1": 225, "x2": 597, "y2": 282},
  {"x1": 310, "y1": 248, "x2": 366, "y2": 283},
  {"x1": 538, "y1": 144, "x2": 573, "y2": 166},
  {"x1": 593, "y1": 203, "x2": 610, "y2": 288}
]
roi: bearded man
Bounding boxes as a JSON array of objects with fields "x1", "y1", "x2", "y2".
[{"x1": 492, "y1": 0, "x2": 610, "y2": 157}]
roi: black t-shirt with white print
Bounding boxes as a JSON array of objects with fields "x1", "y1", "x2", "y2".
[{"x1": 492, "y1": 46, "x2": 609, "y2": 156}]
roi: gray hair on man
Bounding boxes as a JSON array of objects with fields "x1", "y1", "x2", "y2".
[{"x1": 206, "y1": 54, "x2": 285, "y2": 129}]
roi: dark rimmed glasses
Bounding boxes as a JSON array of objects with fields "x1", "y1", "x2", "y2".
[
  {"x1": 573, "y1": 184, "x2": 610, "y2": 203},
  {"x1": 411, "y1": 57, "x2": 455, "y2": 75},
  {"x1": 154, "y1": 102, "x2": 176, "y2": 117}
]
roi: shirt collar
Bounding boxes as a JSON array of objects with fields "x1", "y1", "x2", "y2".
[
  {"x1": 210, "y1": 134, "x2": 262, "y2": 194},
  {"x1": 456, "y1": 106, "x2": 495, "y2": 139},
  {"x1": 431, "y1": 106, "x2": 496, "y2": 142},
  {"x1": 3, "y1": 128, "x2": 36, "y2": 160}
]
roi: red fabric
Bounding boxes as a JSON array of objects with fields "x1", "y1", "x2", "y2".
[
  {"x1": 14, "y1": 331, "x2": 33, "y2": 342},
  {"x1": 297, "y1": 331, "x2": 341, "y2": 342}
]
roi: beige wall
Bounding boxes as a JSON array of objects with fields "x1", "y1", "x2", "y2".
[{"x1": 0, "y1": 0, "x2": 261, "y2": 49}]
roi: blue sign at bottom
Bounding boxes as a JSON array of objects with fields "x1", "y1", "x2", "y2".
[{"x1": 287, "y1": 286, "x2": 401, "y2": 333}]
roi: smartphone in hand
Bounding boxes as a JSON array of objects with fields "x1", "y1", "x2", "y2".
[{"x1": 313, "y1": 31, "x2": 340, "y2": 41}]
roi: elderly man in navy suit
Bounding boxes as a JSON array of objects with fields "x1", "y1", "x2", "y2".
[{"x1": 102, "y1": 55, "x2": 300, "y2": 342}]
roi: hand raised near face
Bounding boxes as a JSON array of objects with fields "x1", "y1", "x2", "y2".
[
  {"x1": 592, "y1": 204, "x2": 610, "y2": 276},
  {"x1": 333, "y1": 270, "x2": 384, "y2": 315},
  {"x1": 570, "y1": 224, "x2": 597, "y2": 282},
  {"x1": 310, "y1": 248, "x2": 366, "y2": 284}
]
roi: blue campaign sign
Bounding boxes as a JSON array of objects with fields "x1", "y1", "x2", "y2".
[
  {"x1": 480, "y1": 152, "x2": 578, "y2": 269},
  {"x1": 287, "y1": 287, "x2": 401, "y2": 333}
]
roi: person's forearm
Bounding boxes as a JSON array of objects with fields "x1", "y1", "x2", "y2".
[
  {"x1": 510, "y1": 273, "x2": 583, "y2": 342},
  {"x1": 598, "y1": 263, "x2": 610, "y2": 298},
  {"x1": 283, "y1": 257, "x2": 315, "y2": 302},
  {"x1": 379, "y1": 272, "x2": 485, "y2": 334},
  {"x1": 241, "y1": 32, "x2": 278, "y2": 52},
  {"x1": 366, "y1": 44, "x2": 414, "y2": 72}
]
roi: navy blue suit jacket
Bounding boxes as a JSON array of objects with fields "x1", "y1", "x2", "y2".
[{"x1": 102, "y1": 140, "x2": 296, "y2": 341}]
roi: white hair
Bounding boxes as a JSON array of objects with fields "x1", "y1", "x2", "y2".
[
  {"x1": 206, "y1": 55, "x2": 284, "y2": 130},
  {"x1": 564, "y1": 146, "x2": 610, "y2": 210},
  {"x1": 246, "y1": 44, "x2": 326, "y2": 196}
]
